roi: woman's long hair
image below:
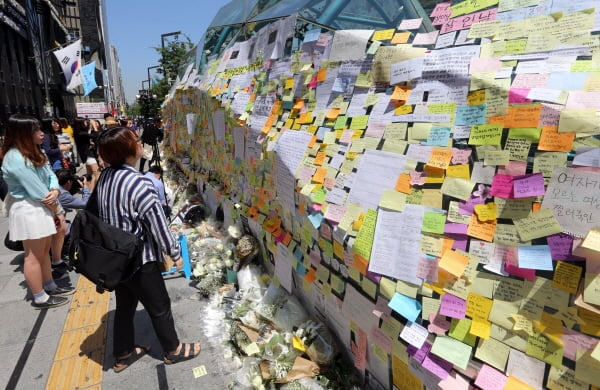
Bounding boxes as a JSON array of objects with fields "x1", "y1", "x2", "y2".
[
  {"x1": 0, "y1": 114, "x2": 47, "y2": 167},
  {"x1": 41, "y1": 118, "x2": 59, "y2": 148}
]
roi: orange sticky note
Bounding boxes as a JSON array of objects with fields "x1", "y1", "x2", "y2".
[
  {"x1": 532, "y1": 202, "x2": 541, "y2": 212},
  {"x1": 308, "y1": 135, "x2": 318, "y2": 148},
  {"x1": 391, "y1": 32, "x2": 411, "y2": 44},
  {"x1": 326, "y1": 107, "x2": 341, "y2": 120},
  {"x1": 427, "y1": 148, "x2": 453, "y2": 170},
  {"x1": 317, "y1": 68, "x2": 327, "y2": 82},
  {"x1": 313, "y1": 152, "x2": 327, "y2": 166},
  {"x1": 304, "y1": 268, "x2": 317, "y2": 283},
  {"x1": 353, "y1": 254, "x2": 369, "y2": 275},
  {"x1": 293, "y1": 99, "x2": 304, "y2": 110},
  {"x1": 438, "y1": 249, "x2": 470, "y2": 277},
  {"x1": 391, "y1": 85, "x2": 412, "y2": 101},
  {"x1": 312, "y1": 168, "x2": 327, "y2": 184},
  {"x1": 395, "y1": 173, "x2": 412, "y2": 194},
  {"x1": 298, "y1": 111, "x2": 314, "y2": 124},
  {"x1": 538, "y1": 125, "x2": 575, "y2": 152},
  {"x1": 467, "y1": 216, "x2": 497, "y2": 242}
]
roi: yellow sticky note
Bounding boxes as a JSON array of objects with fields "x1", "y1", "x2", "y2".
[
  {"x1": 379, "y1": 189, "x2": 406, "y2": 212},
  {"x1": 244, "y1": 342, "x2": 261, "y2": 356},
  {"x1": 558, "y1": 108, "x2": 600, "y2": 134},
  {"x1": 361, "y1": 277, "x2": 377, "y2": 299},
  {"x1": 469, "y1": 319, "x2": 491, "y2": 339},
  {"x1": 473, "y1": 202, "x2": 497, "y2": 221},
  {"x1": 372, "y1": 29, "x2": 395, "y2": 41},
  {"x1": 192, "y1": 365, "x2": 208, "y2": 378},
  {"x1": 552, "y1": 261, "x2": 583, "y2": 294},
  {"x1": 446, "y1": 164, "x2": 470, "y2": 179},
  {"x1": 466, "y1": 292, "x2": 493, "y2": 320}
]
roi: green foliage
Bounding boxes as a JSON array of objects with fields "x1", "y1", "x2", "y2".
[{"x1": 150, "y1": 35, "x2": 196, "y2": 107}]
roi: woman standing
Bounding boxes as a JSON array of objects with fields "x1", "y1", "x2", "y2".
[
  {"x1": 84, "y1": 119, "x2": 101, "y2": 177},
  {"x1": 94, "y1": 126, "x2": 200, "y2": 372},
  {"x1": 0, "y1": 114, "x2": 74, "y2": 309},
  {"x1": 41, "y1": 118, "x2": 71, "y2": 172}
]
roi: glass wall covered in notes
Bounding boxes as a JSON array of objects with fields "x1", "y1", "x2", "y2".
[{"x1": 163, "y1": 0, "x2": 600, "y2": 389}]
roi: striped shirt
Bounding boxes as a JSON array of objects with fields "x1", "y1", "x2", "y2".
[{"x1": 95, "y1": 165, "x2": 180, "y2": 264}]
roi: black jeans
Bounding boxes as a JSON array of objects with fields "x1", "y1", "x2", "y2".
[{"x1": 113, "y1": 261, "x2": 179, "y2": 357}]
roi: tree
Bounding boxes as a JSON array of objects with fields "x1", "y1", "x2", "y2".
[{"x1": 151, "y1": 35, "x2": 196, "y2": 109}]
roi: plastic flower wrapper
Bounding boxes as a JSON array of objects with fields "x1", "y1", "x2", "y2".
[
  {"x1": 255, "y1": 283, "x2": 309, "y2": 331},
  {"x1": 280, "y1": 378, "x2": 327, "y2": 390},
  {"x1": 260, "y1": 331, "x2": 298, "y2": 380},
  {"x1": 234, "y1": 357, "x2": 265, "y2": 390},
  {"x1": 294, "y1": 320, "x2": 337, "y2": 365}
]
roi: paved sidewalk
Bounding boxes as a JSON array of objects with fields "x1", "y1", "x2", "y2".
[{"x1": 0, "y1": 211, "x2": 237, "y2": 389}]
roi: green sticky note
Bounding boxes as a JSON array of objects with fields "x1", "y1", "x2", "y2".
[
  {"x1": 448, "y1": 318, "x2": 477, "y2": 346},
  {"x1": 422, "y1": 211, "x2": 446, "y2": 234},
  {"x1": 334, "y1": 116, "x2": 348, "y2": 129},
  {"x1": 330, "y1": 273, "x2": 345, "y2": 294},
  {"x1": 316, "y1": 264, "x2": 330, "y2": 283},
  {"x1": 430, "y1": 336, "x2": 472, "y2": 370},
  {"x1": 379, "y1": 277, "x2": 396, "y2": 300},
  {"x1": 350, "y1": 115, "x2": 369, "y2": 130},
  {"x1": 361, "y1": 277, "x2": 377, "y2": 299},
  {"x1": 348, "y1": 266, "x2": 361, "y2": 283}
]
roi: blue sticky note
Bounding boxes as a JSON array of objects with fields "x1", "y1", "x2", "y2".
[
  {"x1": 546, "y1": 72, "x2": 590, "y2": 90},
  {"x1": 308, "y1": 212, "x2": 324, "y2": 229},
  {"x1": 422, "y1": 127, "x2": 451, "y2": 146},
  {"x1": 293, "y1": 245, "x2": 304, "y2": 261},
  {"x1": 517, "y1": 245, "x2": 553, "y2": 271},
  {"x1": 455, "y1": 104, "x2": 486, "y2": 125},
  {"x1": 388, "y1": 292, "x2": 422, "y2": 322},
  {"x1": 296, "y1": 261, "x2": 307, "y2": 276}
]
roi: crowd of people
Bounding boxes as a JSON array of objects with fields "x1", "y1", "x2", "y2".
[{"x1": 0, "y1": 113, "x2": 199, "y2": 371}]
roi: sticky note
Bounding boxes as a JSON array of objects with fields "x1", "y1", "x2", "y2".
[
  {"x1": 430, "y1": 336, "x2": 472, "y2": 370},
  {"x1": 389, "y1": 292, "x2": 422, "y2": 322}
]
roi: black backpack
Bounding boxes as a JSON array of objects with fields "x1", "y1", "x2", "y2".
[{"x1": 68, "y1": 170, "x2": 143, "y2": 293}]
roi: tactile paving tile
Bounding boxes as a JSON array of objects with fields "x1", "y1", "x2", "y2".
[{"x1": 46, "y1": 276, "x2": 110, "y2": 389}]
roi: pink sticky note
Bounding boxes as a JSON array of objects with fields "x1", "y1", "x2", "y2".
[
  {"x1": 428, "y1": 313, "x2": 451, "y2": 334},
  {"x1": 354, "y1": 328, "x2": 367, "y2": 370},
  {"x1": 497, "y1": 161, "x2": 527, "y2": 175},
  {"x1": 508, "y1": 88, "x2": 532, "y2": 104},
  {"x1": 370, "y1": 325, "x2": 393, "y2": 354},
  {"x1": 422, "y1": 353, "x2": 453, "y2": 379},
  {"x1": 451, "y1": 148, "x2": 472, "y2": 164},
  {"x1": 561, "y1": 328, "x2": 599, "y2": 361},
  {"x1": 513, "y1": 172, "x2": 545, "y2": 198},
  {"x1": 475, "y1": 364, "x2": 508, "y2": 390},
  {"x1": 469, "y1": 58, "x2": 501, "y2": 74},
  {"x1": 490, "y1": 174, "x2": 514, "y2": 199},
  {"x1": 440, "y1": 8, "x2": 498, "y2": 34},
  {"x1": 417, "y1": 255, "x2": 439, "y2": 282},
  {"x1": 410, "y1": 170, "x2": 427, "y2": 185},
  {"x1": 505, "y1": 251, "x2": 536, "y2": 280},
  {"x1": 440, "y1": 293, "x2": 466, "y2": 319},
  {"x1": 324, "y1": 204, "x2": 346, "y2": 224},
  {"x1": 365, "y1": 122, "x2": 385, "y2": 138},
  {"x1": 430, "y1": 2, "x2": 451, "y2": 17}
]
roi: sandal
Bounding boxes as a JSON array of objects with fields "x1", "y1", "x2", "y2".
[
  {"x1": 113, "y1": 345, "x2": 151, "y2": 373},
  {"x1": 163, "y1": 342, "x2": 201, "y2": 365}
]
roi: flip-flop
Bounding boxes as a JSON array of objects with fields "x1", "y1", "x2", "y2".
[{"x1": 113, "y1": 345, "x2": 151, "y2": 373}]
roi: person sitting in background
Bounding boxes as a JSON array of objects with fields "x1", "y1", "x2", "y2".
[
  {"x1": 1, "y1": 114, "x2": 74, "y2": 309},
  {"x1": 95, "y1": 126, "x2": 200, "y2": 372}
]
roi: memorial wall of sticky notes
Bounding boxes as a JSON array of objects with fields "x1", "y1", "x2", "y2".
[{"x1": 162, "y1": 4, "x2": 600, "y2": 389}]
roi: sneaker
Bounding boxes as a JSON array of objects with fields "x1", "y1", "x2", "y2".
[
  {"x1": 46, "y1": 286, "x2": 75, "y2": 296},
  {"x1": 32, "y1": 295, "x2": 69, "y2": 310},
  {"x1": 52, "y1": 269, "x2": 70, "y2": 281}
]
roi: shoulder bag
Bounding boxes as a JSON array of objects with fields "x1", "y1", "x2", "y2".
[{"x1": 68, "y1": 170, "x2": 143, "y2": 293}]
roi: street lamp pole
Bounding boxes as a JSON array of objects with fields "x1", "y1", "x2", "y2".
[{"x1": 160, "y1": 31, "x2": 180, "y2": 85}]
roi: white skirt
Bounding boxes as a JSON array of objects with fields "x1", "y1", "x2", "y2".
[
  {"x1": 7, "y1": 195, "x2": 56, "y2": 241},
  {"x1": 86, "y1": 157, "x2": 98, "y2": 165}
]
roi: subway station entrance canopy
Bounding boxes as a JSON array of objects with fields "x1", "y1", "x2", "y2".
[{"x1": 185, "y1": 0, "x2": 438, "y2": 73}]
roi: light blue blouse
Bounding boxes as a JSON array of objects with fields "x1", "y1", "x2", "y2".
[{"x1": 2, "y1": 148, "x2": 59, "y2": 201}]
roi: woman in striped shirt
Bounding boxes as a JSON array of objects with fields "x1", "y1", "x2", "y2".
[{"x1": 95, "y1": 126, "x2": 200, "y2": 372}]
